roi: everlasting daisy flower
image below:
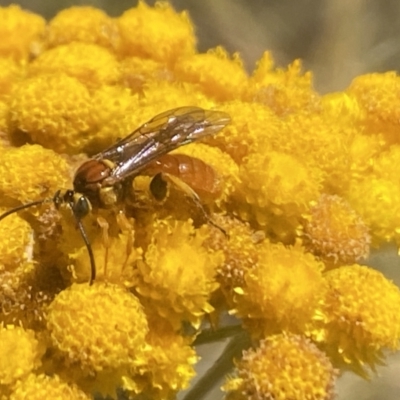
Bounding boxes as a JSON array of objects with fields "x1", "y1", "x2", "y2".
[
  {"x1": 0, "y1": 144, "x2": 71, "y2": 203},
  {"x1": 311, "y1": 265, "x2": 400, "y2": 376},
  {"x1": 0, "y1": 326, "x2": 42, "y2": 387},
  {"x1": 9, "y1": 74, "x2": 97, "y2": 154},
  {"x1": 117, "y1": 1, "x2": 195, "y2": 65},
  {"x1": 223, "y1": 334, "x2": 337, "y2": 400},
  {"x1": 10, "y1": 374, "x2": 90, "y2": 400},
  {"x1": 303, "y1": 194, "x2": 370, "y2": 266},
  {"x1": 174, "y1": 47, "x2": 248, "y2": 101},
  {"x1": 0, "y1": 5, "x2": 46, "y2": 61},
  {"x1": 47, "y1": 6, "x2": 119, "y2": 50},
  {"x1": 232, "y1": 240, "x2": 325, "y2": 337},
  {"x1": 29, "y1": 42, "x2": 121, "y2": 88},
  {"x1": 247, "y1": 51, "x2": 321, "y2": 115},
  {"x1": 135, "y1": 218, "x2": 223, "y2": 329},
  {"x1": 46, "y1": 283, "x2": 148, "y2": 374}
]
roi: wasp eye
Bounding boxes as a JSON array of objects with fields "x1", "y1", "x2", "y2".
[{"x1": 72, "y1": 195, "x2": 92, "y2": 220}]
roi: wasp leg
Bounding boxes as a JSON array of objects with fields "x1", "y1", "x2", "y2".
[
  {"x1": 97, "y1": 216, "x2": 110, "y2": 281},
  {"x1": 115, "y1": 212, "x2": 135, "y2": 273},
  {"x1": 150, "y1": 172, "x2": 227, "y2": 236}
]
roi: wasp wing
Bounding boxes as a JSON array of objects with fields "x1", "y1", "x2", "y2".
[{"x1": 97, "y1": 106, "x2": 230, "y2": 186}]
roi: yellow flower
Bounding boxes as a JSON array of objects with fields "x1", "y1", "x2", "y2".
[
  {"x1": 347, "y1": 72, "x2": 400, "y2": 143},
  {"x1": 0, "y1": 144, "x2": 71, "y2": 203},
  {"x1": 46, "y1": 283, "x2": 148, "y2": 374},
  {"x1": 204, "y1": 101, "x2": 281, "y2": 163},
  {"x1": 135, "y1": 218, "x2": 223, "y2": 329},
  {"x1": 9, "y1": 74, "x2": 97, "y2": 154},
  {"x1": 232, "y1": 240, "x2": 325, "y2": 337},
  {"x1": 139, "y1": 80, "x2": 214, "y2": 111},
  {"x1": 0, "y1": 211, "x2": 32, "y2": 268},
  {"x1": 203, "y1": 214, "x2": 264, "y2": 301},
  {"x1": 174, "y1": 47, "x2": 248, "y2": 101},
  {"x1": 0, "y1": 58, "x2": 25, "y2": 101},
  {"x1": 345, "y1": 176, "x2": 400, "y2": 245},
  {"x1": 10, "y1": 374, "x2": 90, "y2": 400},
  {"x1": 0, "y1": 325, "x2": 42, "y2": 387},
  {"x1": 0, "y1": 5, "x2": 46, "y2": 61},
  {"x1": 303, "y1": 194, "x2": 370, "y2": 266},
  {"x1": 223, "y1": 334, "x2": 337, "y2": 400},
  {"x1": 47, "y1": 6, "x2": 119, "y2": 50},
  {"x1": 89, "y1": 85, "x2": 140, "y2": 154},
  {"x1": 311, "y1": 265, "x2": 400, "y2": 375},
  {"x1": 247, "y1": 52, "x2": 321, "y2": 115},
  {"x1": 237, "y1": 150, "x2": 323, "y2": 241},
  {"x1": 117, "y1": 1, "x2": 195, "y2": 65},
  {"x1": 123, "y1": 317, "x2": 197, "y2": 399},
  {"x1": 119, "y1": 56, "x2": 173, "y2": 92},
  {"x1": 29, "y1": 42, "x2": 121, "y2": 88}
]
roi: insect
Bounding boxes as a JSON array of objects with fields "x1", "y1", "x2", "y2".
[{"x1": 0, "y1": 106, "x2": 231, "y2": 285}]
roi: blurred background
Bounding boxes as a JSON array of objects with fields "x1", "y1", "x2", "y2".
[{"x1": 1, "y1": 1, "x2": 400, "y2": 399}]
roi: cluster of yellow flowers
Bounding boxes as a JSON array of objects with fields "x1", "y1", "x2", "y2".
[{"x1": 0, "y1": 2, "x2": 400, "y2": 399}]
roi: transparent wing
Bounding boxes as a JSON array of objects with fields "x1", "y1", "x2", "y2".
[{"x1": 96, "y1": 106, "x2": 230, "y2": 186}]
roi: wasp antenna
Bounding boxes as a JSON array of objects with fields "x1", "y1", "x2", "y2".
[
  {"x1": 0, "y1": 199, "x2": 47, "y2": 222},
  {"x1": 75, "y1": 219, "x2": 96, "y2": 285}
]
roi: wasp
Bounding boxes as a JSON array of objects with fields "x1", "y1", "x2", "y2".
[{"x1": 0, "y1": 106, "x2": 231, "y2": 285}]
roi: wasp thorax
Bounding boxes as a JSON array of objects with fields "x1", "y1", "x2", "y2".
[{"x1": 73, "y1": 159, "x2": 114, "y2": 207}]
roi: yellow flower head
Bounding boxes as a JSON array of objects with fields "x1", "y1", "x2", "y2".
[
  {"x1": 233, "y1": 241, "x2": 325, "y2": 337},
  {"x1": 0, "y1": 58, "x2": 25, "y2": 101},
  {"x1": 10, "y1": 374, "x2": 90, "y2": 400},
  {"x1": 0, "y1": 326, "x2": 42, "y2": 387},
  {"x1": 47, "y1": 6, "x2": 119, "y2": 50},
  {"x1": 314, "y1": 265, "x2": 400, "y2": 375},
  {"x1": 237, "y1": 150, "x2": 323, "y2": 239},
  {"x1": 0, "y1": 144, "x2": 71, "y2": 203},
  {"x1": 303, "y1": 194, "x2": 371, "y2": 266},
  {"x1": 46, "y1": 283, "x2": 148, "y2": 373},
  {"x1": 29, "y1": 42, "x2": 121, "y2": 88},
  {"x1": 136, "y1": 218, "x2": 223, "y2": 329},
  {"x1": 0, "y1": 211, "x2": 32, "y2": 268},
  {"x1": 223, "y1": 334, "x2": 337, "y2": 400},
  {"x1": 117, "y1": 1, "x2": 195, "y2": 65},
  {"x1": 347, "y1": 72, "x2": 400, "y2": 143},
  {"x1": 174, "y1": 47, "x2": 248, "y2": 101},
  {"x1": 9, "y1": 74, "x2": 97, "y2": 154},
  {"x1": 345, "y1": 176, "x2": 400, "y2": 245},
  {"x1": 204, "y1": 101, "x2": 280, "y2": 164},
  {"x1": 124, "y1": 317, "x2": 197, "y2": 399},
  {"x1": 119, "y1": 56, "x2": 173, "y2": 92},
  {"x1": 203, "y1": 214, "x2": 264, "y2": 298},
  {"x1": 247, "y1": 52, "x2": 321, "y2": 115},
  {"x1": 0, "y1": 5, "x2": 46, "y2": 61}
]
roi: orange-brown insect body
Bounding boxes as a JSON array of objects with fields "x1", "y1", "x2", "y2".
[{"x1": 144, "y1": 154, "x2": 222, "y2": 202}]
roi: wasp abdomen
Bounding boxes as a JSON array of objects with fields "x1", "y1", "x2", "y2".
[{"x1": 144, "y1": 154, "x2": 222, "y2": 202}]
